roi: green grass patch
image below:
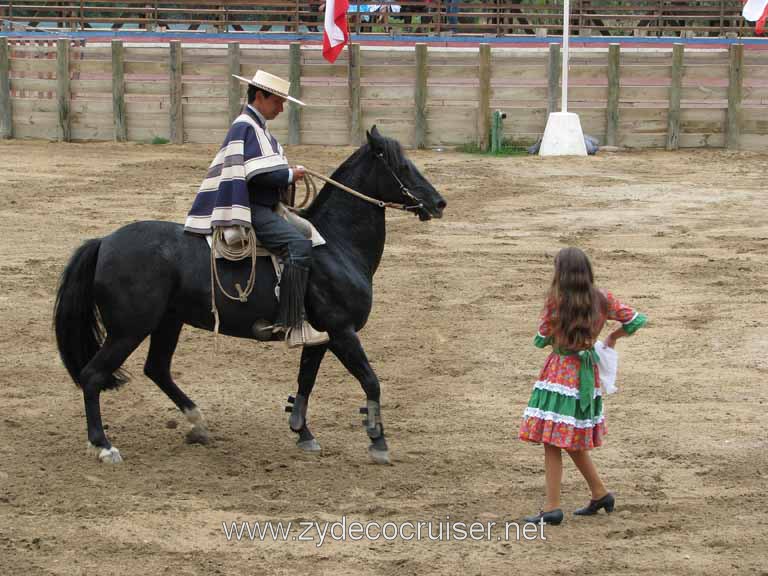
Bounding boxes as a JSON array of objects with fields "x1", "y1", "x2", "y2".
[
  {"x1": 150, "y1": 136, "x2": 170, "y2": 145},
  {"x1": 456, "y1": 139, "x2": 531, "y2": 156}
]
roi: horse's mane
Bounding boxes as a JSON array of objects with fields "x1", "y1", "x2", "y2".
[{"x1": 301, "y1": 136, "x2": 405, "y2": 219}]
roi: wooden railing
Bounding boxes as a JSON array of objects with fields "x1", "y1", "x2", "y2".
[
  {"x1": 0, "y1": 1, "x2": 758, "y2": 37},
  {"x1": 3, "y1": 37, "x2": 768, "y2": 148}
]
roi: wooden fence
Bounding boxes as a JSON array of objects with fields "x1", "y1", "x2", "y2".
[
  {"x1": 0, "y1": 0, "x2": 759, "y2": 38},
  {"x1": 1, "y1": 37, "x2": 767, "y2": 150}
]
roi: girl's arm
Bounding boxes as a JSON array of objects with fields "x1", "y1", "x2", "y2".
[
  {"x1": 603, "y1": 327, "x2": 627, "y2": 349},
  {"x1": 534, "y1": 298, "x2": 555, "y2": 348},
  {"x1": 603, "y1": 290, "x2": 647, "y2": 348}
]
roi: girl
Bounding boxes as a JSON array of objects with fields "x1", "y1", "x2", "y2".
[{"x1": 520, "y1": 247, "x2": 647, "y2": 525}]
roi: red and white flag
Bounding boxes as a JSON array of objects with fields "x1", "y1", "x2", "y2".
[
  {"x1": 743, "y1": 0, "x2": 768, "y2": 34},
  {"x1": 322, "y1": 0, "x2": 349, "y2": 63}
]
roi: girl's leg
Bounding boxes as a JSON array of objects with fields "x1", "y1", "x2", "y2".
[
  {"x1": 544, "y1": 444, "x2": 563, "y2": 511},
  {"x1": 568, "y1": 449, "x2": 608, "y2": 500}
]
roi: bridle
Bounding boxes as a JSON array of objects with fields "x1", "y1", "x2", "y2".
[{"x1": 374, "y1": 152, "x2": 425, "y2": 213}]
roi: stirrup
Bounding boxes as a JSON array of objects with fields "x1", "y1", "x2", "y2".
[
  {"x1": 252, "y1": 320, "x2": 286, "y2": 341},
  {"x1": 286, "y1": 321, "x2": 329, "y2": 348}
]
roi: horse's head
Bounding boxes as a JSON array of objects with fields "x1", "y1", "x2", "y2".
[{"x1": 365, "y1": 126, "x2": 446, "y2": 221}]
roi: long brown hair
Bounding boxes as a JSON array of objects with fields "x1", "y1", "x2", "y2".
[{"x1": 548, "y1": 247, "x2": 606, "y2": 350}]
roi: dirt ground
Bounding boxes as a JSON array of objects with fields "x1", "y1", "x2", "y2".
[{"x1": 0, "y1": 139, "x2": 766, "y2": 576}]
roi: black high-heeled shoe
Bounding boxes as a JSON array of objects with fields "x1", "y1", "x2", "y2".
[
  {"x1": 573, "y1": 492, "x2": 615, "y2": 516},
  {"x1": 523, "y1": 509, "x2": 564, "y2": 525}
]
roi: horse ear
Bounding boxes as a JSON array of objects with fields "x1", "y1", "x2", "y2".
[{"x1": 366, "y1": 124, "x2": 383, "y2": 152}]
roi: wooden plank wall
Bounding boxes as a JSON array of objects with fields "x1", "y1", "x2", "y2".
[
  {"x1": 300, "y1": 46, "x2": 348, "y2": 145},
  {"x1": 360, "y1": 48, "x2": 416, "y2": 145},
  {"x1": 742, "y1": 48, "x2": 768, "y2": 151},
  {"x1": 2, "y1": 39, "x2": 768, "y2": 151},
  {"x1": 8, "y1": 40, "x2": 58, "y2": 139},
  {"x1": 491, "y1": 49, "x2": 550, "y2": 145}
]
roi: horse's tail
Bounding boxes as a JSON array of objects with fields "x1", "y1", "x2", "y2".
[{"x1": 53, "y1": 238, "x2": 128, "y2": 389}]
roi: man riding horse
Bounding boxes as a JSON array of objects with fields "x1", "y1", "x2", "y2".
[
  {"x1": 54, "y1": 73, "x2": 446, "y2": 464},
  {"x1": 184, "y1": 70, "x2": 326, "y2": 347}
]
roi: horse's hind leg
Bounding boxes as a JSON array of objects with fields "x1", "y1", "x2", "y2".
[
  {"x1": 328, "y1": 328, "x2": 390, "y2": 465},
  {"x1": 288, "y1": 343, "x2": 328, "y2": 453},
  {"x1": 144, "y1": 316, "x2": 209, "y2": 445},
  {"x1": 80, "y1": 334, "x2": 145, "y2": 464}
]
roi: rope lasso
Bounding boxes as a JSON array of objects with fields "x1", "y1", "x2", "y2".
[
  {"x1": 291, "y1": 173, "x2": 317, "y2": 210},
  {"x1": 209, "y1": 226, "x2": 258, "y2": 345}
]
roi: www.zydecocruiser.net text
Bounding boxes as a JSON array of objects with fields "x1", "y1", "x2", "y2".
[{"x1": 222, "y1": 516, "x2": 548, "y2": 547}]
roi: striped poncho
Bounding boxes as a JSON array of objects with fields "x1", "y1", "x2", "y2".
[{"x1": 184, "y1": 107, "x2": 289, "y2": 235}]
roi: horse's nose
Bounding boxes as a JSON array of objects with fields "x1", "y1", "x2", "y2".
[{"x1": 434, "y1": 198, "x2": 447, "y2": 217}]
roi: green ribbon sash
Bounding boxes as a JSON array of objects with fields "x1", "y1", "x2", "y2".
[{"x1": 554, "y1": 347, "x2": 600, "y2": 412}]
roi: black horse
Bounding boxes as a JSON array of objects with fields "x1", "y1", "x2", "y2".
[{"x1": 54, "y1": 127, "x2": 446, "y2": 465}]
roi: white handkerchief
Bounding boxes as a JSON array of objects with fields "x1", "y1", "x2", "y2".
[{"x1": 595, "y1": 341, "x2": 619, "y2": 395}]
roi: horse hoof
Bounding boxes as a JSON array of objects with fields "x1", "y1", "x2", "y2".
[
  {"x1": 185, "y1": 427, "x2": 210, "y2": 445},
  {"x1": 88, "y1": 443, "x2": 123, "y2": 464},
  {"x1": 183, "y1": 408, "x2": 210, "y2": 445},
  {"x1": 368, "y1": 446, "x2": 391, "y2": 465},
  {"x1": 297, "y1": 438, "x2": 321, "y2": 453}
]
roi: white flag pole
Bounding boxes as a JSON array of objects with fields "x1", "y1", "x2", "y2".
[{"x1": 561, "y1": 0, "x2": 569, "y2": 113}]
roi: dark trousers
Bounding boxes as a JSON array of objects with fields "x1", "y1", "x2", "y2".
[
  {"x1": 250, "y1": 204, "x2": 312, "y2": 267},
  {"x1": 250, "y1": 204, "x2": 312, "y2": 329}
]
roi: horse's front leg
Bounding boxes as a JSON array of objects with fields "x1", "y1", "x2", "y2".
[
  {"x1": 287, "y1": 343, "x2": 328, "y2": 453},
  {"x1": 328, "y1": 328, "x2": 390, "y2": 464}
]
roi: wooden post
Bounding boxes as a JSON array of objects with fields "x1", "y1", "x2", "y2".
[
  {"x1": 0, "y1": 37, "x2": 11, "y2": 139},
  {"x1": 348, "y1": 43, "x2": 363, "y2": 146},
  {"x1": 111, "y1": 40, "x2": 126, "y2": 142},
  {"x1": 666, "y1": 43, "x2": 683, "y2": 151},
  {"x1": 57, "y1": 38, "x2": 71, "y2": 142},
  {"x1": 547, "y1": 42, "x2": 560, "y2": 115},
  {"x1": 414, "y1": 43, "x2": 427, "y2": 149},
  {"x1": 288, "y1": 42, "x2": 301, "y2": 145},
  {"x1": 605, "y1": 43, "x2": 620, "y2": 147},
  {"x1": 478, "y1": 44, "x2": 491, "y2": 151},
  {"x1": 228, "y1": 42, "x2": 240, "y2": 123},
  {"x1": 491, "y1": 110, "x2": 504, "y2": 154},
  {"x1": 726, "y1": 43, "x2": 743, "y2": 150},
  {"x1": 169, "y1": 40, "x2": 183, "y2": 144}
]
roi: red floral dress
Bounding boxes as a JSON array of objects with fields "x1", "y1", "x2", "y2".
[{"x1": 519, "y1": 290, "x2": 647, "y2": 451}]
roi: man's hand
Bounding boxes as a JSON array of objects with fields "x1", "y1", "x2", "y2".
[{"x1": 291, "y1": 165, "x2": 306, "y2": 182}]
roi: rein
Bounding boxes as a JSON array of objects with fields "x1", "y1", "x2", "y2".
[{"x1": 302, "y1": 154, "x2": 423, "y2": 213}]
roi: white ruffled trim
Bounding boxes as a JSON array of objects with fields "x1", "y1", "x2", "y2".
[
  {"x1": 622, "y1": 312, "x2": 638, "y2": 326},
  {"x1": 533, "y1": 380, "x2": 601, "y2": 399},
  {"x1": 523, "y1": 407, "x2": 605, "y2": 429}
]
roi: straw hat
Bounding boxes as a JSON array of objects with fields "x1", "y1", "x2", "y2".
[{"x1": 232, "y1": 70, "x2": 305, "y2": 106}]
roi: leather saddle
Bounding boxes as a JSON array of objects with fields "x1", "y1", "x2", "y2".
[{"x1": 205, "y1": 203, "x2": 328, "y2": 348}]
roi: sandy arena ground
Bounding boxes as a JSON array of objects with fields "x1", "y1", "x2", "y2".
[{"x1": 0, "y1": 139, "x2": 766, "y2": 575}]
